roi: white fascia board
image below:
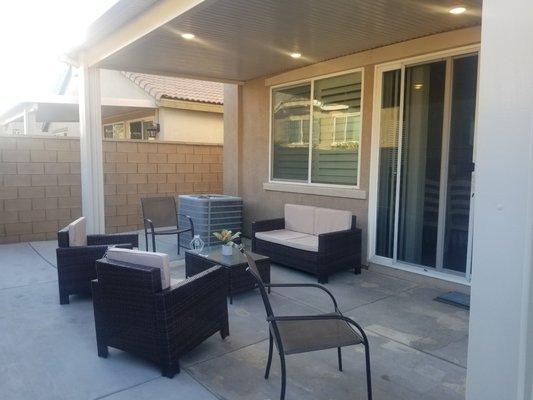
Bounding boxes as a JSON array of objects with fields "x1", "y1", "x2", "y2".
[
  {"x1": 81, "y1": 0, "x2": 207, "y2": 67},
  {"x1": 101, "y1": 97, "x2": 157, "y2": 108}
]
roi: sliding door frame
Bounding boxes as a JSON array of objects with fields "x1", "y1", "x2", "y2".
[{"x1": 368, "y1": 44, "x2": 480, "y2": 284}]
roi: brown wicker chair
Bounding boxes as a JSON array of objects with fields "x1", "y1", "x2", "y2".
[
  {"x1": 91, "y1": 256, "x2": 229, "y2": 378},
  {"x1": 141, "y1": 196, "x2": 194, "y2": 254},
  {"x1": 56, "y1": 225, "x2": 138, "y2": 304},
  {"x1": 241, "y1": 248, "x2": 372, "y2": 400}
]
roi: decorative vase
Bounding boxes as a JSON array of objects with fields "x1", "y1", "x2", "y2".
[
  {"x1": 189, "y1": 235, "x2": 205, "y2": 253},
  {"x1": 222, "y1": 243, "x2": 233, "y2": 256}
]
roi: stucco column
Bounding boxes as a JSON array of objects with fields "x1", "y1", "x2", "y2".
[
  {"x1": 78, "y1": 64, "x2": 105, "y2": 234},
  {"x1": 223, "y1": 84, "x2": 242, "y2": 196},
  {"x1": 466, "y1": 0, "x2": 533, "y2": 398}
]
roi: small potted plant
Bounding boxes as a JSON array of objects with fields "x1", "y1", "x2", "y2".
[{"x1": 213, "y1": 229, "x2": 241, "y2": 256}]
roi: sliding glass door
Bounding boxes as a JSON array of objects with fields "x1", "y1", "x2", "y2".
[{"x1": 374, "y1": 51, "x2": 478, "y2": 277}]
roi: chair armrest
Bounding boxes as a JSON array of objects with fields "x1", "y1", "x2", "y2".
[
  {"x1": 144, "y1": 218, "x2": 155, "y2": 231},
  {"x1": 266, "y1": 283, "x2": 339, "y2": 311},
  {"x1": 252, "y1": 218, "x2": 285, "y2": 236},
  {"x1": 177, "y1": 213, "x2": 195, "y2": 234},
  {"x1": 56, "y1": 245, "x2": 109, "y2": 268},
  {"x1": 87, "y1": 233, "x2": 139, "y2": 248},
  {"x1": 267, "y1": 314, "x2": 368, "y2": 344},
  {"x1": 318, "y1": 228, "x2": 361, "y2": 255},
  {"x1": 155, "y1": 265, "x2": 228, "y2": 319}
]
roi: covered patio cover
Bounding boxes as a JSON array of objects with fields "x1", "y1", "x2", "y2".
[{"x1": 65, "y1": 1, "x2": 533, "y2": 399}]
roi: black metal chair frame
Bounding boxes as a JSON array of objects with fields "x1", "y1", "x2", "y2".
[
  {"x1": 141, "y1": 196, "x2": 194, "y2": 254},
  {"x1": 241, "y1": 248, "x2": 372, "y2": 400}
]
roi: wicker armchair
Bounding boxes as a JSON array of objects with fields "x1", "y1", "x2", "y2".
[
  {"x1": 92, "y1": 256, "x2": 229, "y2": 378},
  {"x1": 241, "y1": 249, "x2": 372, "y2": 400},
  {"x1": 56, "y1": 226, "x2": 139, "y2": 305}
]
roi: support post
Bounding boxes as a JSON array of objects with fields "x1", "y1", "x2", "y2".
[
  {"x1": 22, "y1": 107, "x2": 30, "y2": 135},
  {"x1": 78, "y1": 63, "x2": 105, "y2": 234},
  {"x1": 466, "y1": 1, "x2": 533, "y2": 399},
  {"x1": 223, "y1": 84, "x2": 242, "y2": 196}
]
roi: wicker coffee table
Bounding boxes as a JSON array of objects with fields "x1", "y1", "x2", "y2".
[{"x1": 185, "y1": 247, "x2": 271, "y2": 304}]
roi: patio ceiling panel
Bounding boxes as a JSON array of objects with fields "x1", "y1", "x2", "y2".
[{"x1": 96, "y1": 0, "x2": 482, "y2": 82}]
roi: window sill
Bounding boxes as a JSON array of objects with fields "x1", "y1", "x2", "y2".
[{"x1": 263, "y1": 182, "x2": 367, "y2": 199}]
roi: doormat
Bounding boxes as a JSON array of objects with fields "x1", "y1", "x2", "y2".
[{"x1": 434, "y1": 291, "x2": 470, "y2": 310}]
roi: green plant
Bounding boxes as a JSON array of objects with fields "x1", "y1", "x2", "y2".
[{"x1": 213, "y1": 230, "x2": 241, "y2": 246}]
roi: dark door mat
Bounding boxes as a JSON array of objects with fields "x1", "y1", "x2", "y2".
[{"x1": 434, "y1": 291, "x2": 470, "y2": 310}]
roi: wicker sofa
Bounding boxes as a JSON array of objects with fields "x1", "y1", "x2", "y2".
[
  {"x1": 56, "y1": 217, "x2": 139, "y2": 304},
  {"x1": 252, "y1": 204, "x2": 361, "y2": 283},
  {"x1": 92, "y1": 248, "x2": 229, "y2": 378}
]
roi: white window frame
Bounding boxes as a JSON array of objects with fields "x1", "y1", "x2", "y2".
[
  {"x1": 268, "y1": 68, "x2": 364, "y2": 190},
  {"x1": 367, "y1": 44, "x2": 480, "y2": 285}
]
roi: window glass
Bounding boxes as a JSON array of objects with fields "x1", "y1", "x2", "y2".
[
  {"x1": 311, "y1": 72, "x2": 362, "y2": 185},
  {"x1": 129, "y1": 121, "x2": 143, "y2": 140},
  {"x1": 142, "y1": 120, "x2": 155, "y2": 140},
  {"x1": 271, "y1": 84, "x2": 311, "y2": 181}
]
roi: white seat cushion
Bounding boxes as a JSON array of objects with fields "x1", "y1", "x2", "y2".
[
  {"x1": 170, "y1": 278, "x2": 185, "y2": 286},
  {"x1": 106, "y1": 248, "x2": 171, "y2": 290},
  {"x1": 285, "y1": 235, "x2": 319, "y2": 252},
  {"x1": 285, "y1": 204, "x2": 316, "y2": 234},
  {"x1": 255, "y1": 229, "x2": 309, "y2": 245},
  {"x1": 314, "y1": 207, "x2": 352, "y2": 235},
  {"x1": 68, "y1": 217, "x2": 87, "y2": 247}
]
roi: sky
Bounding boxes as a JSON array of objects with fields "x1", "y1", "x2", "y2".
[{"x1": 0, "y1": 0, "x2": 119, "y2": 114}]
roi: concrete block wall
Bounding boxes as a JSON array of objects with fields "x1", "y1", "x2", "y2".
[
  {"x1": 0, "y1": 136, "x2": 223, "y2": 243},
  {"x1": 0, "y1": 136, "x2": 81, "y2": 243},
  {"x1": 102, "y1": 140, "x2": 223, "y2": 233}
]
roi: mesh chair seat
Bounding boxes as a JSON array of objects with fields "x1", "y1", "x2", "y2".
[{"x1": 272, "y1": 313, "x2": 363, "y2": 355}]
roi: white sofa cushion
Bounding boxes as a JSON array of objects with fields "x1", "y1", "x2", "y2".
[
  {"x1": 285, "y1": 235, "x2": 319, "y2": 252},
  {"x1": 106, "y1": 248, "x2": 171, "y2": 290},
  {"x1": 255, "y1": 229, "x2": 309, "y2": 245},
  {"x1": 314, "y1": 207, "x2": 352, "y2": 235},
  {"x1": 285, "y1": 204, "x2": 316, "y2": 234},
  {"x1": 68, "y1": 217, "x2": 87, "y2": 247}
]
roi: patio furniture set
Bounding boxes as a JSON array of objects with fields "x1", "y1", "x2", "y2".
[{"x1": 54, "y1": 198, "x2": 371, "y2": 399}]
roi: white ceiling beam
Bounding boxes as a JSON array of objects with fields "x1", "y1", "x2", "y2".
[
  {"x1": 104, "y1": 65, "x2": 245, "y2": 85},
  {"x1": 82, "y1": 0, "x2": 208, "y2": 67}
]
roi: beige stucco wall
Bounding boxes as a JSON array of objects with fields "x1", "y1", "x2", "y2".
[
  {"x1": 224, "y1": 26, "x2": 481, "y2": 264},
  {"x1": 158, "y1": 107, "x2": 223, "y2": 143}
]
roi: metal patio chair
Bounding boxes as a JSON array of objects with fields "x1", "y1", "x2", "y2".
[
  {"x1": 241, "y1": 248, "x2": 372, "y2": 400},
  {"x1": 141, "y1": 196, "x2": 194, "y2": 254}
]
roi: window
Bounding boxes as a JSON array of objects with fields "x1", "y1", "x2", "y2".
[
  {"x1": 103, "y1": 120, "x2": 154, "y2": 140},
  {"x1": 271, "y1": 70, "x2": 362, "y2": 186},
  {"x1": 129, "y1": 121, "x2": 143, "y2": 140},
  {"x1": 103, "y1": 123, "x2": 125, "y2": 139}
]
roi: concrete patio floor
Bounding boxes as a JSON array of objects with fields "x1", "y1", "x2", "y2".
[{"x1": 0, "y1": 234, "x2": 469, "y2": 400}]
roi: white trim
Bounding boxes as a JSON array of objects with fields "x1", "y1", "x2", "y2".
[
  {"x1": 368, "y1": 45, "x2": 480, "y2": 281},
  {"x1": 435, "y1": 56, "x2": 454, "y2": 271},
  {"x1": 101, "y1": 97, "x2": 156, "y2": 108},
  {"x1": 263, "y1": 182, "x2": 366, "y2": 199},
  {"x1": 79, "y1": 0, "x2": 207, "y2": 67},
  {"x1": 269, "y1": 67, "x2": 364, "y2": 189},
  {"x1": 369, "y1": 255, "x2": 471, "y2": 286}
]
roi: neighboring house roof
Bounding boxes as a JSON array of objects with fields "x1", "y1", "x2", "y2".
[{"x1": 122, "y1": 72, "x2": 224, "y2": 105}]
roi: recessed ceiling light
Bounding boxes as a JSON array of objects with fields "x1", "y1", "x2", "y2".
[
  {"x1": 290, "y1": 52, "x2": 302, "y2": 59},
  {"x1": 181, "y1": 33, "x2": 195, "y2": 40},
  {"x1": 449, "y1": 6, "x2": 466, "y2": 14}
]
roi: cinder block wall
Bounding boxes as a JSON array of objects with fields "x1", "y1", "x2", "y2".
[
  {"x1": 0, "y1": 136, "x2": 223, "y2": 243},
  {"x1": 103, "y1": 140, "x2": 223, "y2": 233}
]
